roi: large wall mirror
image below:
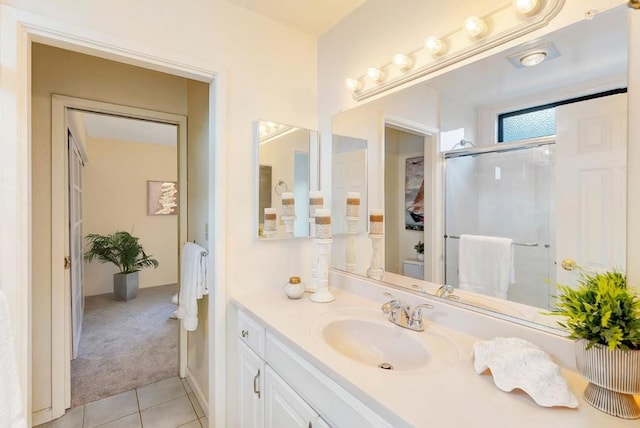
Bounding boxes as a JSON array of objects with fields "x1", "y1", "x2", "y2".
[
  {"x1": 257, "y1": 120, "x2": 320, "y2": 239},
  {"x1": 331, "y1": 4, "x2": 629, "y2": 330}
]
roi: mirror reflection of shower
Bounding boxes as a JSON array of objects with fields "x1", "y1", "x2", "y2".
[{"x1": 444, "y1": 140, "x2": 555, "y2": 309}]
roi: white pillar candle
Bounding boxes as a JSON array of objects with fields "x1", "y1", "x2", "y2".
[
  {"x1": 309, "y1": 190, "x2": 324, "y2": 218},
  {"x1": 369, "y1": 208, "x2": 384, "y2": 235},
  {"x1": 315, "y1": 208, "x2": 332, "y2": 239},
  {"x1": 264, "y1": 207, "x2": 277, "y2": 233},
  {"x1": 346, "y1": 192, "x2": 360, "y2": 217},
  {"x1": 281, "y1": 192, "x2": 295, "y2": 216}
]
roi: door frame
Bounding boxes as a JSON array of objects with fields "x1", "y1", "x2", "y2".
[
  {"x1": 382, "y1": 115, "x2": 443, "y2": 284},
  {"x1": 0, "y1": 8, "x2": 227, "y2": 428},
  {"x1": 51, "y1": 95, "x2": 189, "y2": 413}
]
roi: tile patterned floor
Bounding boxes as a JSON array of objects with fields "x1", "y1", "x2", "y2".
[{"x1": 36, "y1": 377, "x2": 208, "y2": 428}]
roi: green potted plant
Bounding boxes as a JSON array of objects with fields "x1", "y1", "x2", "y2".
[
  {"x1": 84, "y1": 231, "x2": 159, "y2": 301},
  {"x1": 551, "y1": 270, "x2": 640, "y2": 419},
  {"x1": 414, "y1": 240, "x2": 424, "y2": 261}
]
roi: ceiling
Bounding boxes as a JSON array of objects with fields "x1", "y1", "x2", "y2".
[
  {"x1": 224, "y1": 0, "x2": 365, "y2": 36},
  {"x1": 77, "y1": 112, "x2": 177, "y2": 146}
]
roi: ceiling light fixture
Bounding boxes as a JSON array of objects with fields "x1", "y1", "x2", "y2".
[
  {"x1": 366, "y1": 67, "x2": 386, "y2": 82},
  {"x1": 506, "y1": 42, "x2": 560, "y2": 69},
  {"x1": 513, "y1": 0, "x2": 540, "y2": 16},
  {"x1": 464, "y1": 16, "x2": 488, "y2": 38},
  {"x1": 345, "y1": 77, "x2": 362, "y2": 92},
  {"x1": 393, "y1": 53, "x2": 415, "y2": 71},
  {"x1": 520, "y1": 51, "x2": 547, "y2": 66},
  {"x1": 424, "y1": 36, "x2": 446, "y2": 56}
]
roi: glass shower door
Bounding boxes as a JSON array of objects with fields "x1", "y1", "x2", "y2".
[{"x1": 444, "y1": 143, "x2": 555, "y2": 309}]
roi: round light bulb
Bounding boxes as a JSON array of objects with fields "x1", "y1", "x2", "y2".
[
  {"x1": 345, "y1": 77, "x2": 361, "y2": 92},
  {"x1": 366, "y1": 67, "x2": 385, "y2": 82},
  {"x1": 393, "y1": 53, "x2": 414, "y2": 71},
  {"x1": 424, "y1": 36, "x2": 445, "y2": 56},
  {"x1": 520, "y1": 51, "x2": 547, "y2": 67},
  {"x1": 513, "y1": 0, "x2": 540, "y2": 15},
  {"x1": 464, "y1": 16, "x2": 488, "y2": 38}
]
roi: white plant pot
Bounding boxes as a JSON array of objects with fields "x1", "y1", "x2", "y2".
[
  {"x1": 575, "y1": 340, "x2": 640, "y2": 419},
  {"x1": 417, "y1": 253, "x2": 424, "y2": 261}
]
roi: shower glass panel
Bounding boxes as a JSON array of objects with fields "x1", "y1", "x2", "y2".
[{"x1": 444, "y1": 143, "x2": 555, "y2": 309}]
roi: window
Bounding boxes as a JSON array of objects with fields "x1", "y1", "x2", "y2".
[{"x1": 497, "y1": 88, "x2": 627, "y2": 143}]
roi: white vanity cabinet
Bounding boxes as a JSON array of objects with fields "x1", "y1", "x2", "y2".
[
  {"x1": 238, "y1": 340, "x2": 264, "y2": 428},
  {"x1": 264, "y1": 366, "x2": 330, "y2": 428},
  {"x1": 238, "y1": 309, "x2": 330, "y2": 428}
]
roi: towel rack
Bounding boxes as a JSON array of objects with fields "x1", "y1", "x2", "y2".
[
  {"x1": 191, "y1": 240, "x2": 208, "y2": 257},
  {"x1": 444, "y1": 234, "x2": 538, "y2": 247}
]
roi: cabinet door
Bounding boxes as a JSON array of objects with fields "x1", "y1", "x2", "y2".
[
  {"x1": 239, "y1": 340, "x2": 264, "y2": 428},
  {"x1": 264, "y1": 366, "x2": 318, "y2": 428}
]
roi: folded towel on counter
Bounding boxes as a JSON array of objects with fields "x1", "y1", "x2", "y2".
[
  {"x1": 458, "y1": 234, "x2": 513, "y2": 299},
  {"x1": 175, "y1": 242, "x2": 209, "y2": 331},
  {"x1": 0, "y1": 287, "x2": 27, "y2": 428}
]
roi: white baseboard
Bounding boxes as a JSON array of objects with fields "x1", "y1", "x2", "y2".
[
  {"x1": 32, "y1": 407, "x2": 52, "y2": 426},
  {"x1": 185, "y1": 367, "x2": 209, "y2": 419}
]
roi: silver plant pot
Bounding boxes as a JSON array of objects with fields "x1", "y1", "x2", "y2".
[
  {"x1": 575, "y1": 340, "x2": 640, "y2": 419},
  {"x1": 113, "y1": 272, "x2": 139, "y2": 301}
]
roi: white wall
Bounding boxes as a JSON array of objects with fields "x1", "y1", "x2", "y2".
[
  {"x1": 83, "y1": 137, "x2": 178, "y2": 296},
  {"x1": 1, "y1": 1, "x2": 317, "y2": 425},
  {"x1": 186, "y1": 79, "x2": 210, "y2": 407}
]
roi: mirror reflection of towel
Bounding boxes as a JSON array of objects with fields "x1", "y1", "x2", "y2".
[{"x1": 458, "y1": 234, "x2": 514, "y2": 299}]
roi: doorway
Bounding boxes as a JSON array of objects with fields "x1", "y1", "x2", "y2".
[
  {"x1": 383, "y1": 121, "x2": 442, "y2": 283},
  {"x1": 66, "y1": 110, "x2": 182, "y2": 407}
]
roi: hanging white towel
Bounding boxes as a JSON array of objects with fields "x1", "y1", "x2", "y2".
[
  {"x1": 0, "y1": 287, "x2": 27, "y2": 428},
  {"x1": 175, "y1": 242, "x2": 209, "y2": 331},
  {"x1": 458, "y1": 234, "x2": 514, "y2": 299}
]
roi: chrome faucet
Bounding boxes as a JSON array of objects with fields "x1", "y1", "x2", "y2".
[
  {"x1": 381, "y1": 292, "x2": 432, "y2": 332},
  {"x1": 434, "y1": 284, "x2": 458, "y2": 300}
]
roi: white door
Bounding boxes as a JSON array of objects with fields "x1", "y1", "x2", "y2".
[
  {"x1": 555, "y1": 93, "x2": 627, "y2": 292},
  {"x1": 239, "y1": 341, "x2": 265, "y2": 428},
  {"x1": 68, "y1": 131, "x2": 85, "y2": 359},
  {"x1": 264, "y1": 366, "x2": 318, "y2": 428}
]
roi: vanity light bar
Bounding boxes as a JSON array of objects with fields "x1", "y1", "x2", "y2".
[{"x1": 345, "y1": 0, "x2": 565, "y2": 100}]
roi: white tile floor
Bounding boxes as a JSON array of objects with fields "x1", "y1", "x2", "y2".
[{"x1": 37, "y1": 377, "x2": 208, "y2": 428}]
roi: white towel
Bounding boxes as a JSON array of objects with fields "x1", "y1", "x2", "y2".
[
  {"x1": 458, "y1": 234, "x2": 514, "y2": 299},
  {"x1": 0, "y1": 287, "x2": 27, "y2": 428},
  {"x1": 175, "y1": 242, "x2": 209, "y2": 331}
]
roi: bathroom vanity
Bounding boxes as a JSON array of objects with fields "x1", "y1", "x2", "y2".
[{"x1": 232, "y1": 271, "x2": 638, "y2": 427}]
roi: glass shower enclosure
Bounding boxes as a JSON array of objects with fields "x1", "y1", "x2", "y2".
[{"x1": 444, "y1": 139, "x2": 555, "y2": 309}]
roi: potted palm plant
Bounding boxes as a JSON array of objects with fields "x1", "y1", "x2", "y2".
[
  {"x1": 552, "y1": 270, "x2": 640, "y2": 419},
  {"x1": 84, "y1": 231, "x2": 159, "y2": 301}
]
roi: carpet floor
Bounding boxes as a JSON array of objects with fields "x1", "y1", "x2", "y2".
[{"x1": 71, "y1": 284, "x2": 179, "y2": 408}]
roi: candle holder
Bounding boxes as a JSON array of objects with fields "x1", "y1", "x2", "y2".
[
  {"x1": 366, "y1": 233, "x2": 384, "y2": 280},
  {"x1": 345, "y1": 216, "x2": 359, "y2": 272},
  {"x1": 281, "y1": 215, "x2": 295, "y2": 238},
  {"x1": 307, "y1": 219, "x2": 318, "y2": 292},
  {"x1": 310, "y1": 238, "x2": 335, "y2": 303}
]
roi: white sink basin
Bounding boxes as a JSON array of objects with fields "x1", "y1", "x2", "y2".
[{"x1": 311, "y1": 307, "x2": 458, "y2": 372}]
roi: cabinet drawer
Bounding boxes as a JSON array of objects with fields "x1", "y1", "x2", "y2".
[{"x1": 238, "y1": 309, "x2": 265, "y2": 358}]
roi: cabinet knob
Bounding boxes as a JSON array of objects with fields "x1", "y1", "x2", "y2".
[{"x1": 241, "y1": 330, "x2": 249, "y2": 338}]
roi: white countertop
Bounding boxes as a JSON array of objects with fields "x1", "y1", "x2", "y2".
[{"x1": 232, "y1": 286, "x2": 639, "y2": 428}]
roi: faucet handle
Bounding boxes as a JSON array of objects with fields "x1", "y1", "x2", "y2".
[
  {"x1": 381, "y1": 292, "x2": 409, "y2": 314},
  {"x1": 409, "y1": 303, "x2": 433, "y2": 331}
]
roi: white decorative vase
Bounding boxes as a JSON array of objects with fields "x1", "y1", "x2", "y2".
[{"x1": 575, "y1": 340, "x2": 640, "y2": 419}]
